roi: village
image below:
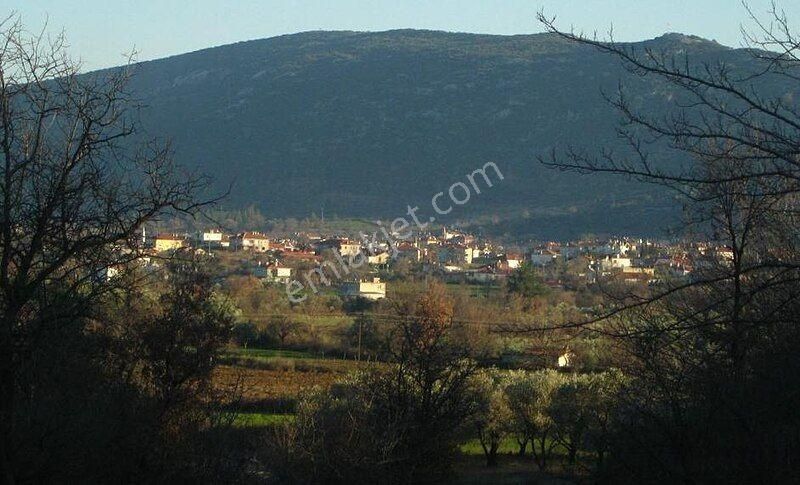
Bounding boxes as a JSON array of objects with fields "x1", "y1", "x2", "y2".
[
  {"x1": 142, "y1": 224, "x2": 736, "y2": 301},
  {"x1": 7, "y1": 1, "x2": 798, "y2": 480}
]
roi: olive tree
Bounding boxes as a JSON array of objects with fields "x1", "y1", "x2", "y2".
[
  {"x1": 584, "y1": 369, "x2": 625, "y2": 468},
  {"x1": 470, "y1": 369, "x2": 512, "y2": 467},
  {"x1": 549, "y1": 373, "x2": 594, "y2": 467},
  {"x1": 504, "y1": 369, "x2": 563, "y2": 471}
]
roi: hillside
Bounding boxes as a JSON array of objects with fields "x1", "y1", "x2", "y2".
[{"x1": 107, "y1": 30, "x2": 760, "y2": 238}]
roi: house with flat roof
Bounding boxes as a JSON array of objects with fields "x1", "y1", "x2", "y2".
[
  {"x1": 341, "y1": 277, "x2": 386, "y2": 300},
  {"x1": 232, "y1": 232, "x2": 270, "y2": 252}
]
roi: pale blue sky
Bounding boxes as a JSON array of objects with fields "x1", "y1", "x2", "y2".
[{"x1": 5, "y1": 0, "x2": 800, "y2": 71}]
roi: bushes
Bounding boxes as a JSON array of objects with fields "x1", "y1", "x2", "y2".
[
  {"x1": 266, "y1": 366, "x2": 477, "y2": 484},
  {"x1": 265, "y1": 283, "x2": 480, "y2": 484},
  {"x1": 232, "y1": 316, "x2": 308, "y2": 349},
  {"x1": 231, "y1": 321, "x2": 260, "y2": 347},
  {"x1": 9, "y1": 260, "x2": 245, "y2": 483},
  {"x1": 344, "y1": 314, "x2": 391, "y2": 360}
]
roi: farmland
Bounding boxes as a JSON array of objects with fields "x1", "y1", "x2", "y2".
[{"x1": 214, "y1": 342, "x2": 589, "y2": 483}]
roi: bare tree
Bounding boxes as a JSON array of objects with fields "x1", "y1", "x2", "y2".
[
  {"x1": 0, "y1": 17, "x2": 213, "y2": 483},
  {"x1": 535, "y1": 3, "x2": 800, "y2": 482}
]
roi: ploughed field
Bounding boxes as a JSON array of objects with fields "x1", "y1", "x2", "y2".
[{"x1": 213, "y1": 347, "x2": 363, "y2": 416}]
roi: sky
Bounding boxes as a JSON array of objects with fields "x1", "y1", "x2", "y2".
[{"x1": 5, "y1": 0, "x2": 800, "y2": 71}]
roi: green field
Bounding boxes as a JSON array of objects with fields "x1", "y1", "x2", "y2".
[
  {"x1": 220, "y1": 346, "x2": 366, "y2": 374},
  {"x1": 232, "y1": 412, "x2": 295, "y2": 428},
  {"x1": 460, "y1": 437, "x2": 522, "y2": 456},
  {"x1": 224, "y1": 348, "x2": 312, "y2": 359},
  {"x1": 460, "y1": 437, "x2": 568, "y2": 457},
  {"x1": 293, "y1": 314, "x2": 353, "y2": 327},
  {"x1": 445, "y1": 282, "x2": 502, "y2": 298}
]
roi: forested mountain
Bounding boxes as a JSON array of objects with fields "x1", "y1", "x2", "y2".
[{"x1": 107, "y1": 30, "x2": 773, "y2": 238}]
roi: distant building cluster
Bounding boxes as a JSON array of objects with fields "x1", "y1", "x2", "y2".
[{"x1": 138, "y1": 224, "x2": 733, "y2": 302}]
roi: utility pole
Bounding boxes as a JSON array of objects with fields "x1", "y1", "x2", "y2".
[{"x1": 357, "y1": 314, "x2": 363, "y2": 362}]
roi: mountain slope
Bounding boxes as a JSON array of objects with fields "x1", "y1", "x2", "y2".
[{"x1": 107, "y1": 30, "x2": 764, "y2": 238}]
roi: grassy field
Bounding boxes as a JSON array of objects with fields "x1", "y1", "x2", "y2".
[
  {"x1": 446, "y1": 282, "x2": 502, "y2": 298},
  {"x1": 225, "y1": 348, "x2": 312, "y2": 359},
  {"x1": 232, "y1": 412, "x2": 295, "y2": 428},
  {"x1": 244, "y1": 314, "x2": 353, "y2": 328},
  {"x1": 220, "y1": 347, "x2": 368, "y2": 372},
  {"x1": 460, "y1": 437, "x2": 523, "y2": 456},
  {"x1": 290, "y1": 314, "x2": 353, "y2": 327}
]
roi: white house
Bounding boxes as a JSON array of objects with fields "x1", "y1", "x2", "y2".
[
  {"x1": 338, "y1": 241, "x2": 362, "y2": 258},
  {"x1": 233, "y1": 232, "x2": 270, "y2": 252},
  {"x1": 601, "y1": 255, "x2": 632, "y2": 272},
  {"x1": 438, "y1": 245, "x2": 473, "y2": 265},
  {"x1": 198, "y1": 229, "x2": 225, "y2": 248},
  {"x1": 368, "y1": 251, "x2": 391, "y2": 265},
  {"x1": 316, "y1": 238, "x2": 362, "y2": 258},
  {"x1": 465, "y1": 266, "x2": 507, "y2": 284},
  {"x1": 201, "y1": 229, "x2": 223, "y2": 243},
  {"x1": 341, "y1": 277, "x2": 386, "y2": 300},
  {"x1": 396, "y1": 243, "x2": 422, "y2": 262},
  {"x1": 266, "y1": 264, "x2": 292, "y2": 283},
  {"x1": 504, "y1": 252, "x2": 523, "y2": 269}
]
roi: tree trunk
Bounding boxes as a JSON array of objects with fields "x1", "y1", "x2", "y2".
[
  {"x1": 0, "y1": 351, "x2": 15, "y2": 485},
  {"x1": 568, "y1": 447, "x2": 577, "y2": 466},
  {"x1": 533, "y1": 438, "x2": 548, "y2": 471},
  {"x1": 486, "y1": 443, "x2": 499, "y2": 467},
  {"x1": 517, "y1": 437, "x2": 528, "y2": 457},
  {"x1": 596, "y1": 447, "x2": 605, "y2": 469}
]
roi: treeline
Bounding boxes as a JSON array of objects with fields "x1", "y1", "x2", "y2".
[{"x1": 154, "y1": 206, "x2": 380, "y2": 238}]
